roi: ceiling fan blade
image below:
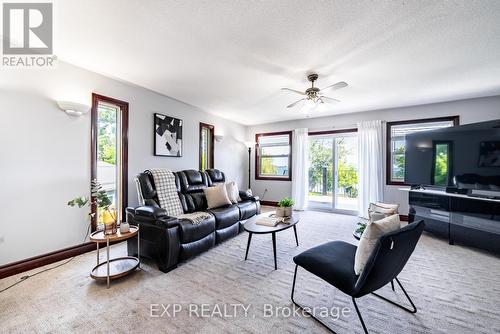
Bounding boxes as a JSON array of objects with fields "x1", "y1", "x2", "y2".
[
  {"x1": 281, "y1": 88, "x2": 305, "y2": 95},
  {"x1": 320, "y1": 96, "x2": 341, "y2": 103},
  {"x1": 320, "y1": 81, "x2": 348, "y2": 92},
  {"x1": 286, "y1": 98, "x2": 306, "y2": 108}
]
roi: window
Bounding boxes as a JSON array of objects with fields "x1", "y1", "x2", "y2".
[
  {"x1": 199, "y1": 122, "x2": 214, "y2": 171},
  {"x1": 91, "y1": 94, "x2": 129, "y2": 230},
  {"x1": 386, "y1": 116, "x2": 459, "y2": 185},
  {"x1": 255, "y1": 131, "x2": 292, "y2": 181}
]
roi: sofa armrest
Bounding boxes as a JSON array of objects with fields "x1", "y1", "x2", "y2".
[
  {"x1": 126, "y1": 208, "x2": 181, "y2": 272},
  {"x1": 129, "y1": 206, "x2": 179, "y2": 228},
  {"x1": 239, "y1": 190, "x2": 260, "y2": 202},
  {"x1": 135, "y1": 206, "x2": 169, "y2": 218}
]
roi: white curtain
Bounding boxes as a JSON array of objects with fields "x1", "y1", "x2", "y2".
[
  {"x1": 291, "y1": 128, "x2": 309, "y2": 210},
  {"x1": 357, "y1": 120, "x2": 384, "y2": 218}
]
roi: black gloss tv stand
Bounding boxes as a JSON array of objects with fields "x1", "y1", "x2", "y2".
[{"x1": 406, "y1": 188, "x2": 500, "y2": 254}]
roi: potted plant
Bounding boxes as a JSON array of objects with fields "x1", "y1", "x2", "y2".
[
  {"x1": 68, "y1": 180, "x2": 117, "y2": 235},
  {"x1": 354, "y1": 221, "x2": 367, "y2": 240},
  {"x1": 276, "y1": 197, "x2": 294, "y2": 217}
]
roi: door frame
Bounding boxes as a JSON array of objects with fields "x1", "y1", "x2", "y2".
[
  {"x1": 199, "y1": 122, "x2": 215, "y2": 170},
  {"x1": 91, "y1": 93, "x2": 129, "y2": 230},
  {"x1": 308, "y1": 128, "x2": 358, "y2": 215}
]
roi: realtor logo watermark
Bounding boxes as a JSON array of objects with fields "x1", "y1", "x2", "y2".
[
  {"x1": 150, "y1": 303, "x2": 351, "y2": 320},
  {"x1": 2, "y1": 1, "x2": 56, "y2": 67}
]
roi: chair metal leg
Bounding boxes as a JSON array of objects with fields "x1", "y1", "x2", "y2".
[
  {"x1": 371, "y1": 277, "x2": 417, "y2": 313},
  {"x1": 352, "y1": 297, "x2": 369, "y2": 334},
  {"x1": 244, "y1": 233, "x2": 252, "y2": 260},
  {"x1": 272, "y1": 232, "x2": 277, "y2": 270},
  {"x1": 291, "y1": 267, "x2": 417, "y2": 334},
  {"x1": 291, "y1": 265, "x2": 338, "y2": 333},
  {"x1": 293, "y1": 225, "x2": 299, "y2": 246},
  {"x1": 390, "y1": 280, "x2": 395, "y2": 291}
]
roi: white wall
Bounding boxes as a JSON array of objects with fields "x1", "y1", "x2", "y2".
[
  {"x1": 0, "y1": 62, "x2": 247, "y2": 265},
  {"x1": 246, "y1": 96, "x2": 500, "y2": 214}
]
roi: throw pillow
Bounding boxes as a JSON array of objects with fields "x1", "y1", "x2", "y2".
[
  {"x1": 369, "y1": 202, "x2": 399, "y2": 215},
  {"x1": 225, "y1": 181, "x2": 241, "y2": 204},
  {"x1": 204, "y1": 184, "x2": 232, "y2": 209},
  {"x1": 354, "y1": 214, "x2": 401, "y2": 275},
  {"x1": 369, "y1": 212, "x2": 386, "y2": 223}
]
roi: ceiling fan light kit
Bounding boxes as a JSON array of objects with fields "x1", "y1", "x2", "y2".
[{"x1": 281, "y1": 73, "x2": 348, "y2": 110}]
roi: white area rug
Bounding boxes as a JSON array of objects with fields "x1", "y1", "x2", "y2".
[{"x1": 1, "y1": 210, "x2": 499, "y2": 333}]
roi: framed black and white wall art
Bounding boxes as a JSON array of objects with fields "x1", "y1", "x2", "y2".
[{"x1": 154, "y1": 113, "x2": 183, "y2": 157}]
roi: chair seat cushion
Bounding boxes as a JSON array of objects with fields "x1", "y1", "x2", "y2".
[
  {"x1": 235, "y1": 200, "x2": 257, "y2": 220},
  {"x1": 293, "y1": 241, "x2": 359, "y2": 296},
  {"x1": 178, "y1": 214, "x2": 215, "y2": 243},
  {"x1": 206, "y1": 205, "x2": 240, "y2": 230}
]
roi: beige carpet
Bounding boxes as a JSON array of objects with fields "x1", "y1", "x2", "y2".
[{"x1": 1, "y1": 210, "x2": 499, "y2": 334}]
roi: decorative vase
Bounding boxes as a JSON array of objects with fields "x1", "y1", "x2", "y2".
[
  {"x1": 104, "y1": 221, "x2": 117, "y2": 235},
  {"x1": 276, "y1": 207, "x2": 286, "y2": 217},
  {"x1": 284, "y1": 206, "x2": 293, "y2": 217},
  {"x1": 120, "y1": 221, "x2": 130, "y2": 233},
  {"x1": 102, "y1": 209, "x2": 117, "y2": 235}
]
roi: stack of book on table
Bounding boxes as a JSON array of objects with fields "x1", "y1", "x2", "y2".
[{"x1": 256, "y1": 216, "x2": 285, "y2": 227}]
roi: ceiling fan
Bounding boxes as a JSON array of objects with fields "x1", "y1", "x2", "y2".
[{"x1": 281, "y1": 73, "x2": 348, "y2": 108}]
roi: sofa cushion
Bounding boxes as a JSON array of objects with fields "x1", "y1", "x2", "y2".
[
  {"x1": 178, "y1": 170, "x2": 208, "y2": 193},
  {"x1": 178, "y1": 214, "x2": 216, "y2": 244},
  {"x1": 207, "y1": 205, "x2": 240, "y2": 229},
  {"x1": 206, "y1": 169, "x2": 225, "y2": 186},
  {"x1": 215, "y1": 223, "x2": 239, "y2": 244},
  {"x1": 184, "y1": 192, "x2": 208, "y2": 213},
  {"x1": 235, "y1": 200, "x2": 257, "y2": 220},
  {"x1": 180, "y1": 233, "x2": 215, "y2": 261}
]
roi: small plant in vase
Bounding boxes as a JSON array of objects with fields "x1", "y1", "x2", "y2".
[
  {"x1": 355, "y1": 221, "x2": 367, "y2": 235},
  {"x1": 276, "y1": 197, "x2": 294, "y2": 217},
  {"x1": 68, "y1": 180, "x2": 117, "y2": 235}
]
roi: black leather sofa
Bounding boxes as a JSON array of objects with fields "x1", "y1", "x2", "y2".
[{"x1": 126, "y1": 168, "x2": 260, "y2": 272}]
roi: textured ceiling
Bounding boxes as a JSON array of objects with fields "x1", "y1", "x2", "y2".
[{"x1": 55, "y1": 0, "x2": 500, "y2": 125}]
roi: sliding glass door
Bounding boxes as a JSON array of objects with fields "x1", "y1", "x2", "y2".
[{"x1": 308, "y1": 132, "x2": 358, "y2": 213}]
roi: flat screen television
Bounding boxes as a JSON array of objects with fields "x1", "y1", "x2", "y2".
[{"x1": 405, "y1": 119, "x2": 500, "y2": 190}]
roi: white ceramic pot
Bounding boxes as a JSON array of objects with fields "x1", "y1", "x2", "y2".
[
  {"x1": 120, "y1": 222, "x2": 130, "y2": 233},
  {"x1": 275, "y1": 207, "x2": 286, "y2": 217}
]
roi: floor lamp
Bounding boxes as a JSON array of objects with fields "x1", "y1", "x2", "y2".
[{"x1": 244, "y1": 141, "x2": 256, "y2": 190}]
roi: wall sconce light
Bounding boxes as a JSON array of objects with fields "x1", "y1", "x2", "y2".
[
  {"x1": 215, "y1": 134, "x2": 224, "y2": 142},
  {"x1": 57, "y1": 101, "x2": 90, "y2": 117}
]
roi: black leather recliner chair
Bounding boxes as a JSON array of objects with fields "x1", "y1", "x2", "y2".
[{"x1": 126, "y1": 168, "x2": 260, "y2": 273}]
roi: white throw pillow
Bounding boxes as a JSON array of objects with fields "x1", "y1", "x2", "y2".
[
  {"x1": 369, "y1": 212, "x2": 386, "y2": 223},
  {"x1": 369, "y1": 202, "x2": 399, "y2": 215},
  {"x1": 225, "y1": 181, "x2": 241, "y2": 204},
  {"x1": 204, "y1": 184, "x2": 232, "y2": 209},
  {"x1": 354, "y1": 214, "x2": 401, "y2": 275}
]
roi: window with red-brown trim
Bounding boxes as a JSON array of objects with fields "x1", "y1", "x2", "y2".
[{"x1": 255, "y1": 131, "x2": 292, "y2": 181}]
